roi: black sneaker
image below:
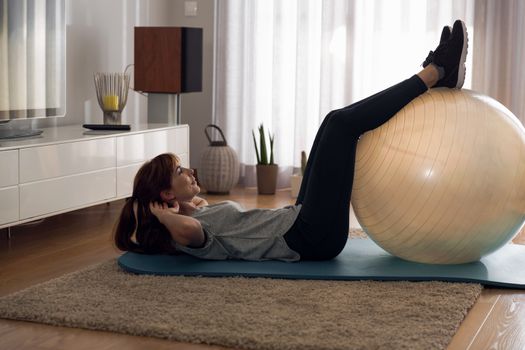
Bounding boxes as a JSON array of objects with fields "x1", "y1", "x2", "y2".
[
  {"x1": 430, "y1": 19, "x2": 468, "y2": 89},
  {"x1": 421, "y1": 26, "x2": 452, "y2": 68}
]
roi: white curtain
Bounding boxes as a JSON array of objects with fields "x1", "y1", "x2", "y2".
[
  {"x1": 214, "y1": 0, "x2": 475, "y2": 188},
  {"x1": 472, "y1": 0, "x2": 525, "y2": 124},
  {"x1": 0, "y1": 0, "x2": 65, "y2": 119}
]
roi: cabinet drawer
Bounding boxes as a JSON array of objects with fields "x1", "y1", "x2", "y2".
[
  {"x1": 19, "y1": 169, "x2": 116, "y2": 219},
  {"x1": 0, "y1": 186, "x2": 19, "y2": 225},
  {"x1": 116, "y1": 152, "x2": 189, "y2": 197},
  {"x1": 19, "y1": 138, "x2": 116, "y2": 183},
  {"x1": 0, "y1": 150, "x2": 18, "y2": 187},
  {"x1": 116, "y1": 163, "x2": 141, "y2": 197},
  {"x1": 116, "y1": 127, "x2": 188, "y2": 166}
]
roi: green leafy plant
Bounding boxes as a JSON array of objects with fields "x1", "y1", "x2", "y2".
[
  {"x1": 300, "y1": 150, "x2": 308, "y2": 176},
  {"x1": 252, "y1": 124, "x2": 275, "y2": 165}
]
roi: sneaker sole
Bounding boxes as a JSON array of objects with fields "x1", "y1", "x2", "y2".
[{"x1": 456, "y1": 21, "x2": 468, "y2": 89}]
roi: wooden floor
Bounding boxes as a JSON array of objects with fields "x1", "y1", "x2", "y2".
[{"x1": 1, "y1": 187, "x2": 524, "y2": 350}]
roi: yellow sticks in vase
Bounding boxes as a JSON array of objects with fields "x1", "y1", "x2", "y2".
[{"x1": 103, "y1": 95, "x2": 119, "y2": 111}]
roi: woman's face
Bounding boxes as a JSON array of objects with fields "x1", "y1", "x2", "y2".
[{"x1": 167, "y1": 164, "x2": 200, "y2": 202}]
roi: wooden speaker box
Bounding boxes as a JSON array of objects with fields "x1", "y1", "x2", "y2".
[{"x1": 134, "y1": 27, "x2": 203, "y2": 93}]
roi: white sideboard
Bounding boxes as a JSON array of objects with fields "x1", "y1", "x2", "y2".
[{"x1": 0, "y1": 124, "x2": 189, "y2": 229}]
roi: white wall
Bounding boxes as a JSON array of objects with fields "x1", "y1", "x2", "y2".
[{"x1": 27, "y1": 0, "x2": 215, "y2": 169}]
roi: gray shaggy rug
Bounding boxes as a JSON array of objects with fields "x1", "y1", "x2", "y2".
[{"x1": 0, "y1": 258, "x2": 481, "y2": 350}]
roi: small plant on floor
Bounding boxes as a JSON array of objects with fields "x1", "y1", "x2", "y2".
[
  {"x1": 252, "y1": 124, "x2": 277, "y2": 194},
  {"x1": 252, "y1": 124, "x2": 275, "y2": 165}
]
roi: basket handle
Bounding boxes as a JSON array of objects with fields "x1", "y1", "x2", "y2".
[{"x1": 204, "y1": 124, "x2": 228, "y2": 146}]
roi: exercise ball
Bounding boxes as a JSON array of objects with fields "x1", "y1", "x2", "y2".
[
  {"x1": 351, "y1": 88, "x2": 525, "y2": 264},
  {"x1": 200, "y1": 124, "x2": 240, "y2": 194}
]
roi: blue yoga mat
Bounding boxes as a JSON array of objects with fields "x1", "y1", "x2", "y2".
[{"x1": 118, "y1": 238, "x2": 525, "y2": 289}]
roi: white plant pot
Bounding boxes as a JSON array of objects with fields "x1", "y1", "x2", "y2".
[{"x1": 290, "y1": 174, "x2": 303, "y2": 198}]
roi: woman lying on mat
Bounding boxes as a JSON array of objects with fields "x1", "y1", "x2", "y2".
[{"x1": 115, "y1": 19, "x2": 468, "y2": 262}]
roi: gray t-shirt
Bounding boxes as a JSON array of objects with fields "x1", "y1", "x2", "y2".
[{"x1": 173, "y1": 200, "x2": 301, "y2": 262}]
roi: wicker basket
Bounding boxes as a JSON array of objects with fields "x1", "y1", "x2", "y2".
[{"x1": 200, "y1": 124, "x2": 240, "y2": 194}]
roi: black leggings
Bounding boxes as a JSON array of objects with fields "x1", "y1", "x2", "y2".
[{"x1": 283, "y1": 75, "x2": 428, "y2": 260}]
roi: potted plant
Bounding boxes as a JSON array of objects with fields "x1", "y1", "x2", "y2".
[
  {"x1": 252, "y1": 124, "x2": 278, "y2": 194},
  {"x1": 291, "y1": 151, "x2": 307, "y2": 198}
]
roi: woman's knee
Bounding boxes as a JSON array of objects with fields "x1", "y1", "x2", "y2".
[
  {"x1": 330, "y1": 109, "x2": 354, "y2": 127},
  {"x1": 320, "y1": 111, "x2": 350, "y2": 138},
  {"x1": 322, "y1": 109, "x2": 341, "y2": 125},
  {"x1": 326, "y1": 108, "x2": 368, "y2": 139}
]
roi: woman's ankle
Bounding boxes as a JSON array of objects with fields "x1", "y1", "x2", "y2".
[{"x1": 417, "y1": 65, "x2": 440, "y2": 88}]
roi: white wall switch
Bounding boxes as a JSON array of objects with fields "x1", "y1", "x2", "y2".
[{"x1": 184, "y1": 1, "x2": 198, "y2": 16}]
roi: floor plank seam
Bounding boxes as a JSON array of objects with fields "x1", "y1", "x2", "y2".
[{"x1": 465, "y1": 294, "x2": 501, "y2": 350}]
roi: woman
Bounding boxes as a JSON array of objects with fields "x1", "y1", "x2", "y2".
[{"x1": 115, "y1": 20, "x2": 468, "y2": 262}]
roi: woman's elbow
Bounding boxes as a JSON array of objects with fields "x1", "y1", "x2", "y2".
[{"x1": 184, "y1": 221, "x2": 205, "y2": 247}]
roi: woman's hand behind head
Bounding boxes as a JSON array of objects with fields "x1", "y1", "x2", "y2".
[{"x1": 149, "y1": 201, "x2": 180, "y2": 222}]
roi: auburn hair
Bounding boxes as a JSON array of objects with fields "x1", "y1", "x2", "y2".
[{"x1": 114, "y1": 153, "x2": 180, "y2": 254}]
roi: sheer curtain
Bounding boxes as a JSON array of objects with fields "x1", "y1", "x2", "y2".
[
  {"x1": 472, "y1": 0, "x2": 525, "y2": 124},
  {"x1": 214, "y1": 0, "x2": 474, "y2": 188}
]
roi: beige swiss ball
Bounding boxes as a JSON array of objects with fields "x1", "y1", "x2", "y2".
[{"x1": 352, "y1": 88, "x2": 525, "y2": 264}]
